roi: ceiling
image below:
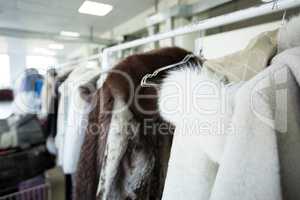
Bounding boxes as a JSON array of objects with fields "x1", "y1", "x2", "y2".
[
  {"x1": 0, "y1": 0, "x2": 155, "y2": 58},
  {"x1": 0, "y1": 0, "x2": 155, "y2": 37}
]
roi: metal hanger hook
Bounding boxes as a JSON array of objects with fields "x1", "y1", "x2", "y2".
[{"x1": 140, "y1": 54, "x2": 199, "y2": 87}]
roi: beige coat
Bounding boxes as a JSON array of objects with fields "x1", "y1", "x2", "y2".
[{"x1": 204, "y1": 30, "x2": 278, "y2": 82}]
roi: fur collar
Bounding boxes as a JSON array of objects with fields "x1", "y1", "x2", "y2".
[
  {"x1": 158, "y1": 66, "x2": 236, "y2": 163},
  {"x1": 278, "y1": 14, "x2": 300, "y2": 52},
  {"x1": 105, "y1": 47, "x2": 191, "y2": 120},
  {"x1": 159, "y1": 66, "x2": 223, "y2": 125},
  {"x1": 159, "y1": 14, "x2": 300, "y2": 125}
]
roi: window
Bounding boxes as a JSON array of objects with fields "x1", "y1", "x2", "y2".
[
  {"x1": 26, "y1": 56, "x2": 57, "y2": 75},
  {"x1": 0, "y1": 54, "x2": 11, "y2": 88}
]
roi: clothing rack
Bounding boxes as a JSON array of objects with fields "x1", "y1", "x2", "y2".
[
  {"x1": 101, "y1": 0, "x2": 300, "y2": 69},
  {"x1": 57, "y1": 0, "x2": 300, "y2": 69}
]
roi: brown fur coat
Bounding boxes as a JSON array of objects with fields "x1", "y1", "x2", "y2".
[{"x1": 75, "y1": 47, "x2": 191, "y2": 200}]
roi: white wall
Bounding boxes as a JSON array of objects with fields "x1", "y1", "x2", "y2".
[{"x1": 196, "y1": 21, "x2": 281, "y2": 59}]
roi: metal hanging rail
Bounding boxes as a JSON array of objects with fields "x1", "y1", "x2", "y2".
[
  {"x1": 101, "y1": 0, "x2": 300, "y2": 69},
  {"x1": 56, "y1": 0, "x2": 300, "y2": 69}
]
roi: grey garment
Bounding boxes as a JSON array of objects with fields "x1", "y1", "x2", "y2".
[
  {"x1": 0, "y1": 117, "x2": 18, "y2": 149},
  {"x1": 272, "y1": 49, "x2": 300, "y2": 200},
  {"x1": 0, "y1": 130, "x2": 17, "y2": 149},
  {"x1": 0, "y1": 120, "x2": 9, "y2": 133},
  {"x1": 16, "y1": 115, "x2": 45, "y2": 147},
  {"x1": 277, "y1": 69, "x2": 300, "y2": 200},
  {"x1": 0, "y1": 115, "x2": 45, "y2": 149},
  {"x1": 209, "y1": 47, "x2": 300, "y2": 200}
]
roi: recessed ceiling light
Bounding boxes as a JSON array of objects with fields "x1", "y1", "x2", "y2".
[
  {"x1": 34, "y1": 48, "x2": 56, "y2": 56},
  {"x1": 79, "y1": 1, "x2": 113, "y2": 16},
  {"x1": 60, "y1": 31, "x2": 80, "y2": 37},
  {"x1": 49, "y1": 43, "x2": 64, "y2": 50}
]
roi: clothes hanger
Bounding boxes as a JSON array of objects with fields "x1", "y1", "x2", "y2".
[
  {"x1": 196, "y1": 30, "x2": 206, "y2": 61},
  {"x1": 281, "y1": 10, "x2": 287, "y2": 26},
  {"x1": 140, "y1": 54, "x2": 200, "y2": 87},
  {"x1": 261, "y1": 0, "x2": 286, "y2": 25},
  {"x1": 269, "y1": 0, "x2": 287, "y2": 26},
  {"x1": 272, "y1": 0, "x2": 279, "y2": 9}
]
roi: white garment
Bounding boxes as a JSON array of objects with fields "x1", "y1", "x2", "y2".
[
  {"x1": 160, "y1": 16, "x2": 300, "y2": 200},
  {"x1": 159, "y1": 48, "x2": 300, "y2": 200},
  {"x1": 159, "y1": 67, "x2": 240, "y2": 200},
  {"x1": 278, "y1": 14, "x2": 300, "y2": 53},
  {"x1": 56, "y1": 64, "x2": 101, "y2": 173},
  {"x1": 209, "y1": 47, "x2": 300, "y2": 200}
]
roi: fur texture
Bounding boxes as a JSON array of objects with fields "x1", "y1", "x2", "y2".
[
  {"x1": 97, "y1": 47, "x2": 192, "y2": 200},
  {"x1": 105, "y1": 47, "x2": 193, "y2": 120},
  {"x1": 159, "y1": 65, "x2": 242, "y2": 200},
  {"x1": 278, "y1": 14, "x2": 300, "y2": 52},
  {"x1": 159, "y1": 66, "x2": 235, "y2": 163},
  {"x1": 76, "y1": 47, "x2": 191, "y2": 200},
  {"x1": 75, "y1": 83, "x2": 114, "y2": 200},
  {"x1": 160, "y1": 57, "x2": 281, "y2": 200},
  {"x1": 159, "y1": 16, "x2": 300, "y2": 200}
]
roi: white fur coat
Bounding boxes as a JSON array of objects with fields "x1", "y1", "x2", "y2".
[{"x1": 159, "y1": 15, "x2": 300, "y2": 200}]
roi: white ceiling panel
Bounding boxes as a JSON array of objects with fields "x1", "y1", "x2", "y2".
[
  {"x1": 0, "y1": 0, "x2": 155, "y2": 57},
  {"x1": 0, "y1": 0, "x2": 155, "y2": 36}
]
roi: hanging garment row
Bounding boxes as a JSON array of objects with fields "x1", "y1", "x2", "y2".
[
  {"x1": 40, "y1": 14, "x2": 300, "y2": 200},
  {"x1": 0, "y1": 68, "x2": 55, "y2": 197},
  {"x1": 159, "y1": 16, "x2": 300, "y2": 200}
]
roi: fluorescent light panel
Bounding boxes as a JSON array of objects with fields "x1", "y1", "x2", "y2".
[
  {"x1": 49, "y1": 43, "x2": 64, "y2": 50},
  {"x1": 60, "y1": 31, "x2": 80, "y2": 37},
  {"x1": 79, "y1": 1, "x2": 113, "y2": 16}
]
